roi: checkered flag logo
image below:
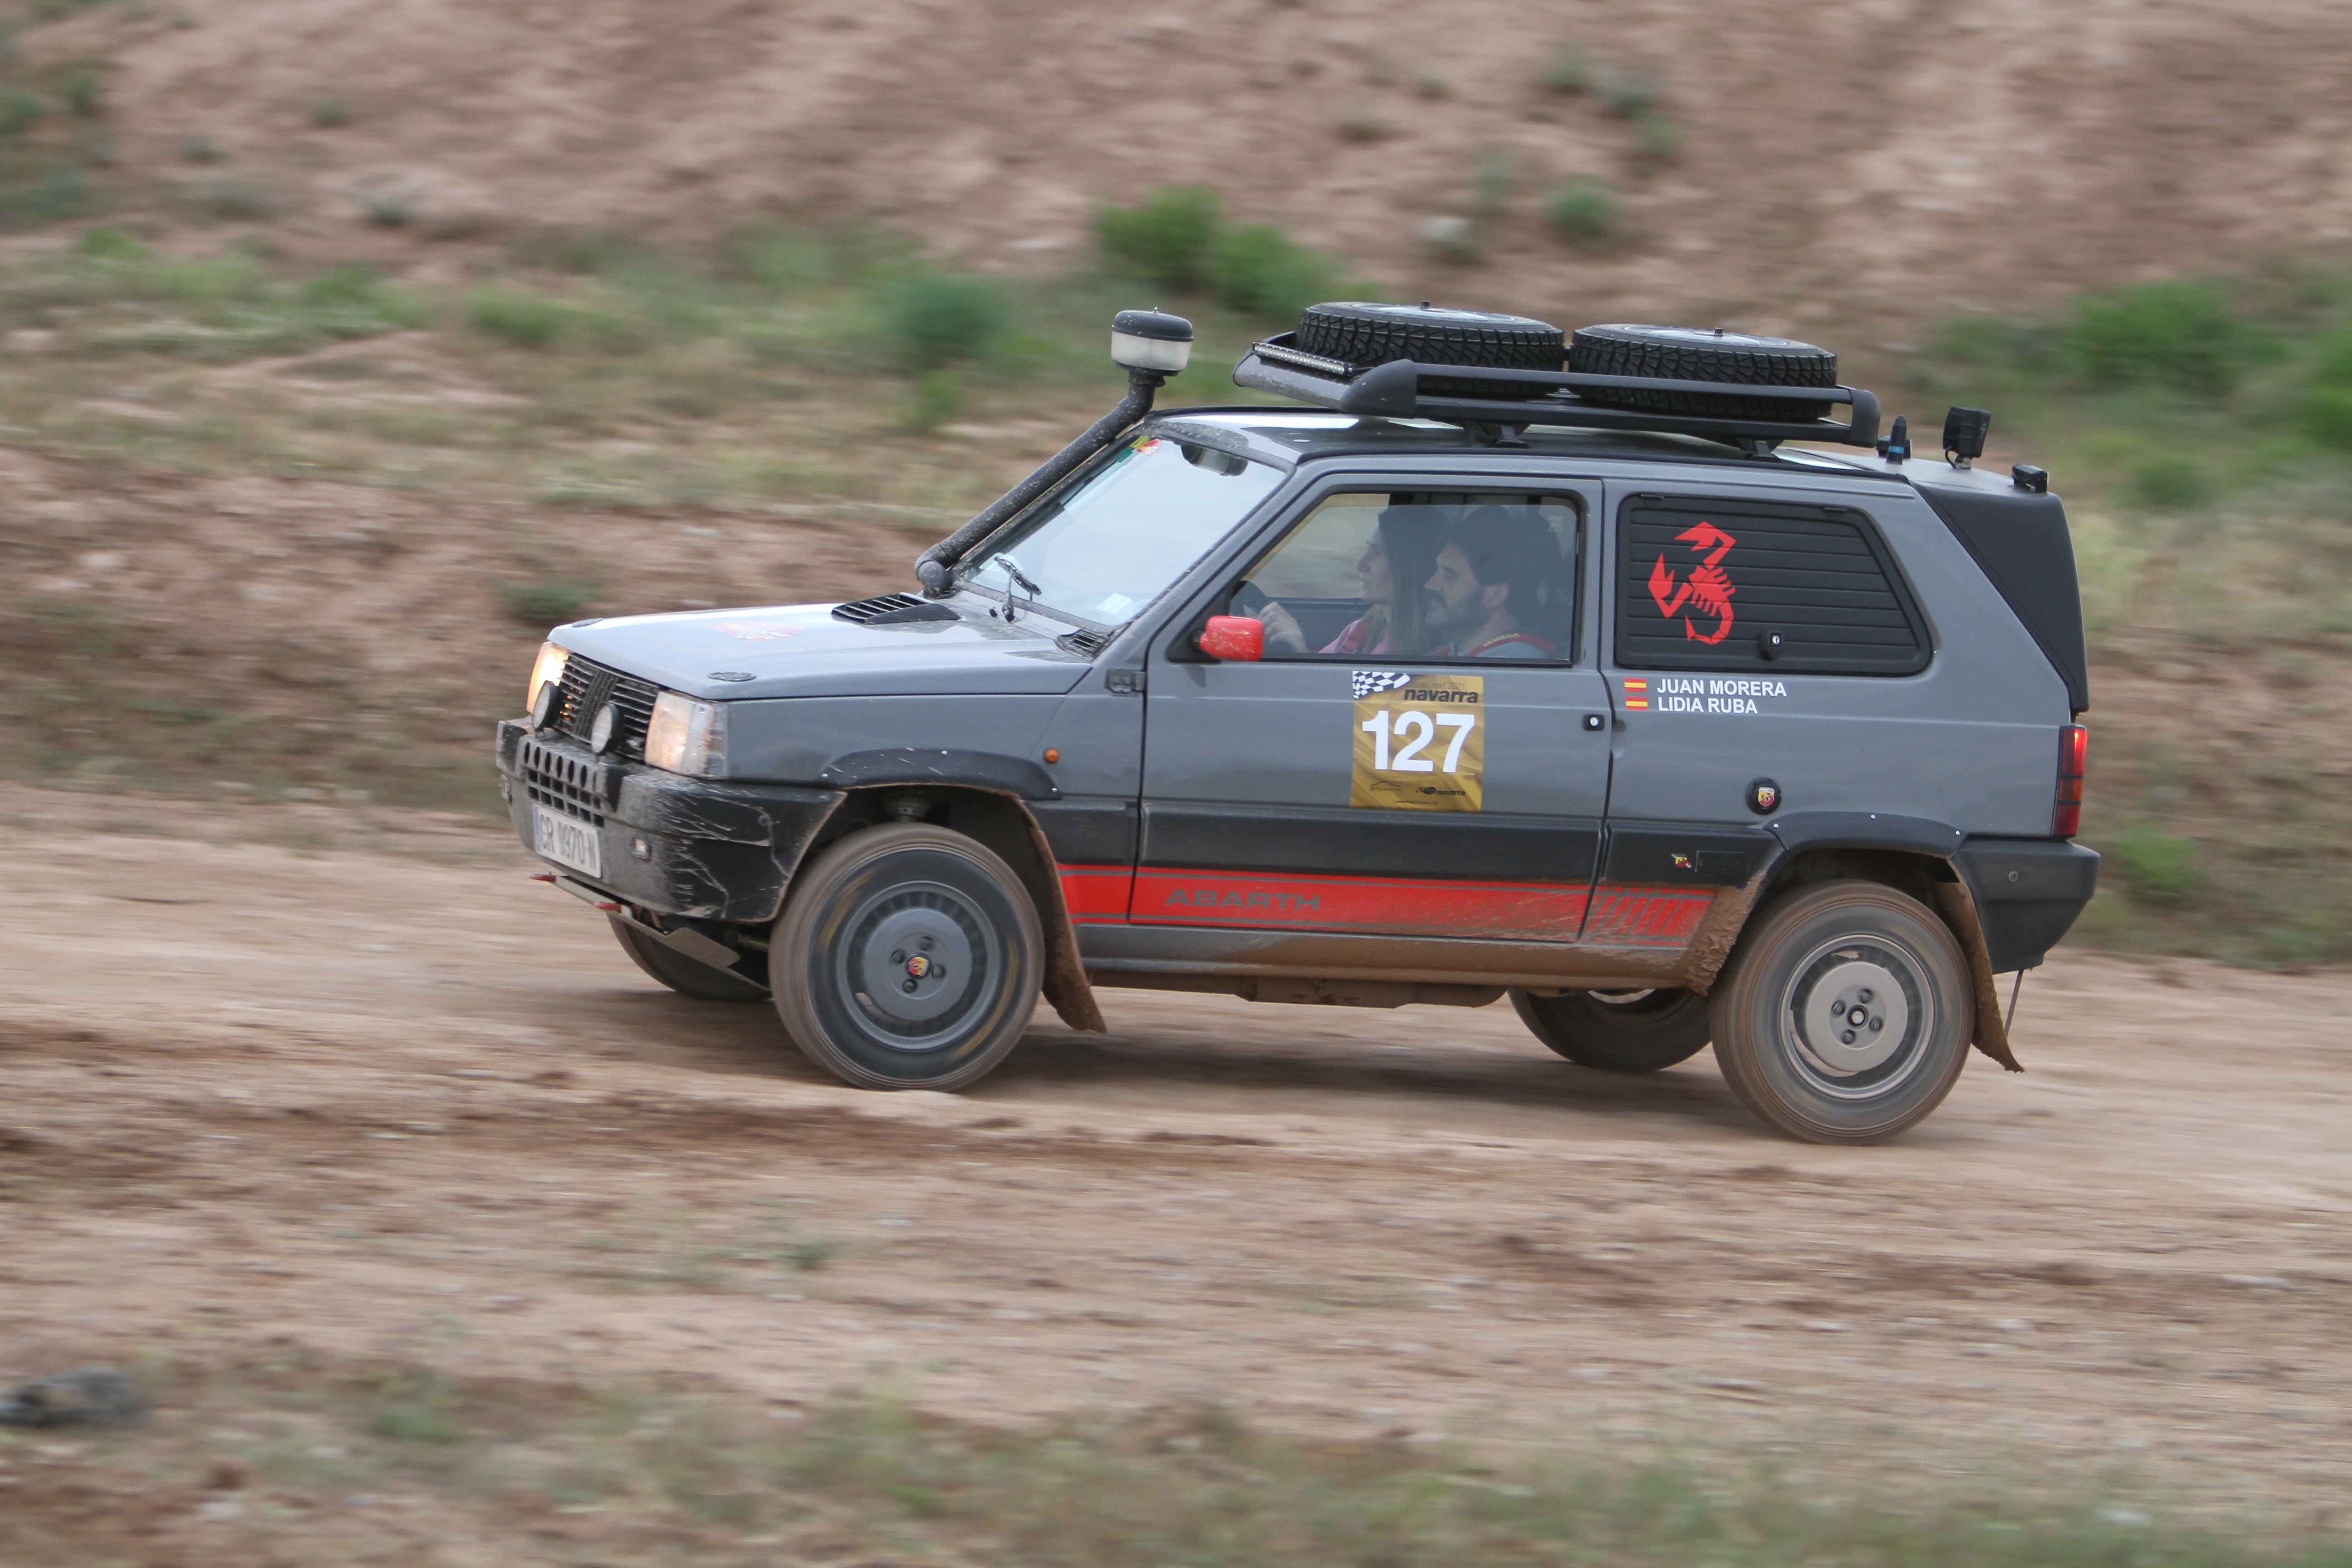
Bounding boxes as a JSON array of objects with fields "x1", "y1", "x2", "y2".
[{"x1": 1352, "y1": 669, "x2": 1414, "y2": 699}]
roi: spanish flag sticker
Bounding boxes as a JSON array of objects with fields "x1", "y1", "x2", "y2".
[{"x1": 1622, "y1": 677, "x2": 1649, "y2": 711}]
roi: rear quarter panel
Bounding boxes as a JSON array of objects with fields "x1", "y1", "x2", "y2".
[{"x1": 1602, "y1": 472, "x2": 2068, "y2": 836}]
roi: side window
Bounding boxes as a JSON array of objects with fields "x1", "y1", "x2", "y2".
[
  {"x1": 1231, "y1": 490, "x2": 1583, "y2": 663},
  {"x1": 1617, "y1": 496, "x2": 1927, "y2": 676}
]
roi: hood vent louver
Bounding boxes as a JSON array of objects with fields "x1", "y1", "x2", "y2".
[
  {"x1": 833, "y1": 593, "x2": 958, "y2": 626},
  {"x1": 1056, "y1": 628, "x2": 1112, "y2": 657},
  {"x1": 833, "y1": 593, "x2": 925, "y2": 623}
]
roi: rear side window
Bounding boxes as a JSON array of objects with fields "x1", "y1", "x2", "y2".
[{"x1": 1616, "y1": 495, "x2": 1928, "y2": 676}]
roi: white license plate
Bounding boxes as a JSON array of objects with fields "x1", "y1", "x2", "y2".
[{"x1": 533, "y1": 805, "x2": 603, "y2": 878}]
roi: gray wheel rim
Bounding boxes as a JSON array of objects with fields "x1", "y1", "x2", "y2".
[
  {"x1": 834, "y1": 881, "x2": 987, "y2": 1048},
  {"x1": 1776, "y1": 936, "x2": 1932, "y2": 1100}
]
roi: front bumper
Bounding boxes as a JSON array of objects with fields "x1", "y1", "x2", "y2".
[{"x1": 495, "y1": 720, "x2": 842, "y2": 924}]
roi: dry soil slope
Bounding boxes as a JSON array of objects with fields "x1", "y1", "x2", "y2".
[{"x1": 35, "y1": 0, "x2": 2352, "y2": 328}]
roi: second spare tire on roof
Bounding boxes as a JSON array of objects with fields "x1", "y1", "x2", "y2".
[
  {"x1": 1294, "y1": 300, "x2": 1563, "y2": 401},
  {"x1": 1569, "y1": 324, "x2": 1838, "y2": 424}
]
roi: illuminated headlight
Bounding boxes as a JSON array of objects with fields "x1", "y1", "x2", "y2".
[
  {"x1": 644, "y1": 692, "x2": 727, "y2": 777},
  {"x1": 524, "y1": 641, "x2": 569, "y2": 713}
]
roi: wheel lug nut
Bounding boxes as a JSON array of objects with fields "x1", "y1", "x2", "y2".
[
  {"x1": 902, "y1": 979, "x2": 918, "y2": 994},
  {"x1": 1840, "y1": 1029, "x2": 1857, "y2": 1044},
  {"x1": 1857, "y1": 989, "x2": 1873, "y2": 1003},
  {"x1": 891, "y1": 950, "x2": 905, "y2": 965},
  {"x1": 1870, "y1": 1017, "x2": 1883, "y2": 1031}
]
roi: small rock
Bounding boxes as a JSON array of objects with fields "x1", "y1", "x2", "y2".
[
  {"x1": 206, "y1": 1458, "x2": 247, "y2": 1490},
  {"x1": 0, "y1": 1367, "x2": 146, "y2": 1428}
]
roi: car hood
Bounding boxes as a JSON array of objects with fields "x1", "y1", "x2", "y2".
[{"x1": 551, "y1": 599, "x2": 1093, "y2": 701}]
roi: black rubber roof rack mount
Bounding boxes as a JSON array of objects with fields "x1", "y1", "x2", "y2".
[{"x1": 1235, "y1": 333, "x2": 1883, "y2": 451}]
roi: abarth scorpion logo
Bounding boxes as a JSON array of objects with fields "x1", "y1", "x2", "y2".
[{"x1": 1648, "y1": 521, "x2": 1738, "y2": 645}]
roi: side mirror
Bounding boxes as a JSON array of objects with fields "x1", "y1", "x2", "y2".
[{"x1": 1198, "y1": 616, "x2": 1264, "y2": 662}]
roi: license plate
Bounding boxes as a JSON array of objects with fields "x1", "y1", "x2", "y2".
[{"x1": 533, "y1": 805, "x2": 603, "y2": 878}]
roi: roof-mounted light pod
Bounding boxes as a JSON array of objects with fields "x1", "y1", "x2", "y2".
[
  {"x1": 1112, "y1": 309, "x2": 1193, "y2": 375},
  {"x1": 1943, "y1": 406, "x2": 1991, "y2": 468}
]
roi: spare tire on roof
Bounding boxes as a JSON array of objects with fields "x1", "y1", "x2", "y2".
[
  {"x1": 1294, "y1": 300, "x2": 1563, "y2": 401},
  {"x1": 1569, "y1": 324, "x2": 1838, "y2": 423}
]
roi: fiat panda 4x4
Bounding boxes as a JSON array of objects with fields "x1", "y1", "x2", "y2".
[{"x1": 497, "y1": 301, "x2": 2098, "y2": 1144}]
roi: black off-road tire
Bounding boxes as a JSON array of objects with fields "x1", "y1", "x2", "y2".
[
  {"x1": 1295, "y1": 300, "x2": 1563, "y2": 401},
  {"x1": 769, "y1": 824, "x2": 1042, "y2": 1092},
  {"x1": 1569, "y1": 323, "x2": 1837, "y2": 423},
  {"x1": 1710, "y1": 880, "x2": 1973, "y2": 1144},
  {"x1": 1511, "y1": 987, "x2": 1712, "y2": 1073},
  {"x1": 608, "y1": 917, "x2": 770, "y2": 1003}
]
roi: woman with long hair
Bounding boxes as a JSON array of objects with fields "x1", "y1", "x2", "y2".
[{"x1": 1258, "y1": 507, "x2": 1445, "y2": 657}]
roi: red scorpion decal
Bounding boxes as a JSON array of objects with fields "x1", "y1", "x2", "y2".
[{"x1": 1647, "y1": 521, "x2": 1738, "y2": 645}]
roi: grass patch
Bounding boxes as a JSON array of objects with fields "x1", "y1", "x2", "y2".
[
  {"x1": 1095, "y1": 183, "x2": 1351, "y2": 322},
  {"x1": 878, "y1": 269, "x2": 1010, "y2": 370},
  {"x1": 37, "y1": 1359, "x2": 2348, "y2": 1568},
  {"x1": 1546, "y1": 176, "x2": 1620, "y2": 247}
]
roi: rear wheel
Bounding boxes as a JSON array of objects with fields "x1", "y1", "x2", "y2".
[
  {"x1": 1710, "y1": 880, "x2": 1972, "y2": 1144},
  {"x1": 769, "y1": 824, "x2": 1042, "y2": 1092},
  {"x1": 1512, "y1": 987, "x2": 1711, "y2": 1073},
  {"x1": 608, "y1": 917, "x2": 769, "y2": 1003}
]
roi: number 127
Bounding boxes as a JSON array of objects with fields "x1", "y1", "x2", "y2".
[{"x1": 1362, "y1": 708, "x2": 1475, "y2": 773}]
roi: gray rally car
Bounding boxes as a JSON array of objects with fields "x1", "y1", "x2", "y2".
[{"x1": 497, "y1": 301, "x2": 2097, "y2": 1144}]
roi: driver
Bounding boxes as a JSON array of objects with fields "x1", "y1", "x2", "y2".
[
  {"x1": 1423, "y1": 507, "x2": 1558, "y2": 659},
  {"x1": 1253, "y1": 507, "x2": 1443, "y2": 658}
]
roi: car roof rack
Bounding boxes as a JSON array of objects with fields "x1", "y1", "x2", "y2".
[{"x1": 1234, "y1": 334, "x2": 1882, "y2": 454}]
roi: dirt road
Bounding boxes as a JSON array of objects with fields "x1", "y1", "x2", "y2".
[{"x1": 3, "y1": 784, "x2": 2348, "y2": 1528}]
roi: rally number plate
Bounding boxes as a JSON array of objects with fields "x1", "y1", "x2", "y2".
[{"x1": 533, "y1": 805, "x2": 603, "y2": 878}]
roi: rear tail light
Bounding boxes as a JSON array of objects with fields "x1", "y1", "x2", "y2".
[{"x1": 2054, "y1": 724, "x2": 2087, "y2": 838}]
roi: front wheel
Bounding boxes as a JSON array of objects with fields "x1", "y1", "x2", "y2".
[
  {"x1": 769, "y1": 824, "x2": 1042, "y2": 1092},
  {"x1": 1511, "y1": 987, "x2": 1711, "y2": 1073},
  {"x1": 1710, "y1": 880, "x2": 1973, "y2": 1144}
]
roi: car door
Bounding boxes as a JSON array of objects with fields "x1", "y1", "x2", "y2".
[{"x1": 1135, "y1": 475, "x2": 1615, "y2": 942}]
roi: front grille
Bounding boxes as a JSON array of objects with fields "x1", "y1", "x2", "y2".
[
  {"x1": 833, "y1": 593, "x2": 924, "y2": 624},
  {"x1": 551, "y1": 656, "x2": 659, "y2": 760},
  {"x1": 520, "y1": 735, "x2": 607, "y2": 827}
]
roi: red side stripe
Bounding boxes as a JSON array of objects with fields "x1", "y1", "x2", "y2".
[
  {"x1": 1130, "y1": 868, "x2": 1590, "y2": 941},
  {"x1": 1057, "y1": 863, "x2": 1134, "y2": 924},
  {"x1": 1580, "y1": 886, "x2": 1712, "y2": 948}
]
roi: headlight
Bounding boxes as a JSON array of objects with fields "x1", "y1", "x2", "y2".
[
  {"x1": 644, "y1": 692, "x2": 728, "y2": 777},
  {"x1": 524, "y1": 641, "x2": 569, "y2": 713}
]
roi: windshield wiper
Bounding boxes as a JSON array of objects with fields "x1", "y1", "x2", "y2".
[{"x1": 995, "y1": 554, "x2": 1041, "y2": 622}]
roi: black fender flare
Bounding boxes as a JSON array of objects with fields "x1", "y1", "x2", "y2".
[
  {"x1": 818, "y1": 748, "x2": 1060, "y2": 800},
  {"x1": 1710, "y1": 811, "x2": 2020, "y2": 1071},
  {"x1": 808, "y1": 775, "x2": 1103, "y2": 1034}
]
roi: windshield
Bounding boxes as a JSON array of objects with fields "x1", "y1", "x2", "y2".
[{"x1": 960, "y1": 432, "x2": 1283, "y2": 627}]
